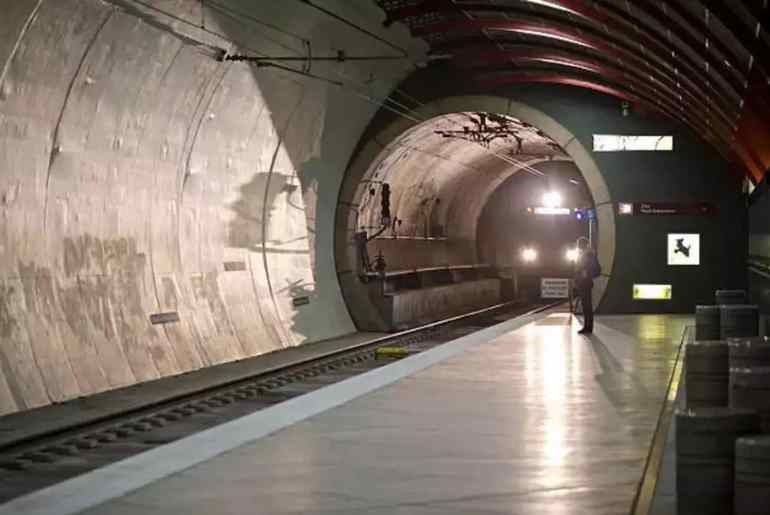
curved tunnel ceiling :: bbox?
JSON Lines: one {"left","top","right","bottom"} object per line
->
{"left": 377, "top": 0, "right": 770, "bottom": 182}
{"left": 356, "top": 111, "right": 573, "bottom": 242}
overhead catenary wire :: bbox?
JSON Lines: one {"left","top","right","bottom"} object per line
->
{"left": 294, "top": 0, "right": 409, "bottom": 58}
{"left": 120, "top": 0, "right": 553, "bottom": 179}
{"left": 205, "top": 0, "right": 309, "bottom": 50}
{"left": 290, "top": 59, "right": 551, "bottom": 178}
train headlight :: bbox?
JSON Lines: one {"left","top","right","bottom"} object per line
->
{"left": 521, "top": 247, "right": 538, "bottom": 263}
{"left": 542, "top": 191, "right": 562, "bottom": 208}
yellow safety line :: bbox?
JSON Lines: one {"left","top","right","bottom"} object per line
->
{"left": 629, "top": 324, "right": 689, "bottom": 515}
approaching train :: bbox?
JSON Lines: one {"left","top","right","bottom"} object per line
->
{"left": 478, "top": 189, "right": 595, "bottom": 301}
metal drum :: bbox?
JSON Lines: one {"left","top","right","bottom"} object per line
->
{"left": 730, "top": 367, "right": 770, "bottom": 432}
{"left": 716, "top": 289, "right": 748, "bottom": 305}
{"left": 696, "top": 305, "right": 722, "bottom": 340}
{"left": 735, "top": 435, "right": 770, "bottom": 515}
{"left": 720, "top": 305, "right": 760, "bottom": 339}
{"left": 676, "top": 408, "right": 759, "bottom": 515}
{"left": 728, "top": 338, "right": 770, "bottom": 369}
{"left": 686, "top": 341, "right": 729, "bottom": 408}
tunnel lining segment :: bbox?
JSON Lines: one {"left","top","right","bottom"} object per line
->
{"left": 337, "top": 95, "right": 616, "bottom": 329}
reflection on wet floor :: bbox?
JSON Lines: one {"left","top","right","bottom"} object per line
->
{"left": 70, "top": 313, "right": 689, "bottom": 515}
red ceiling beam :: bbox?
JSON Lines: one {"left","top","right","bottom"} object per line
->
{"left": 699, "top": 0, "right": 770, "bottom": 78}
{"left": 384, "top": 0, "right": 592, "bottom": 25}
{"left": 601, "top": 0, "right": 747, "bottom": 98}
{"left": 475, "top": 71, "right": 731, "bottom": 158}
{"left": 380, "top": 1, "right": 766, "bottom": 180}
{"left": 435, "top": 38, "right": 737, "bottom": 132}
{"left": 740, "top": 1, "right": 770, "bottom": 29}
{"left": 414, "top": 19, "right": 738, "bottom": 126}
{"left": 450, "top": 47, "right": 736, "bottom": 134}
{"left": 387, "top": 0, "right": 744, "bottom": 117}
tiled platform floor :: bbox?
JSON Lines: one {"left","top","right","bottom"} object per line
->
{"left": 8, "top": 312, "right": 690, "bottom": 515}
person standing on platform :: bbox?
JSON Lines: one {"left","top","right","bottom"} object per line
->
{"left": 574, "top": 236, "right": 600, "bottom": 334}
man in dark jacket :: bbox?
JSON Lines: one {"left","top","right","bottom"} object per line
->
{"left": 574, "top": 237, "right": 599, "bottom": 334}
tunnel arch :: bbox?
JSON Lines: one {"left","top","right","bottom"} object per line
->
{"left": 336, "top": 94, "right": 615, "bottom": 330}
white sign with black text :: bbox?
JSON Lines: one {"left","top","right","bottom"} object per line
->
{"left": 541, "top": 278, "right": 570, "bottom": 299}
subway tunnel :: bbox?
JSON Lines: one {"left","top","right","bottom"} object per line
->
{"left": 0, "top": 3, "right": 770, "bottom": 512}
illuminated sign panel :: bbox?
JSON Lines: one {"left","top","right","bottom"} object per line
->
{"left": 541, "top": 278, "right": 570, "bottom": 299}
{"left": 633, "top": 284, "right": 672, "bottom": 300}
{"left": 668, "top": 233, "right": 700, "bottom": 266}
{"left": 593, "top": 135, "right": 673, "bottom": 152}
{"left": 532, "top": 206, "right": 571, "bottom": 215}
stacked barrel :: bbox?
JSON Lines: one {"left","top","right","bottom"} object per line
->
{"left": 686, "top": 340, "right": 729, "bottom": 407}
{"left": 677, "top": 408, "right": 759, "bottom": 515}
{"left": 734, "top": 436, "right": 770, "bottom": 515}
{"left": 681, "top": 289, "right": 765, "bottom": 515}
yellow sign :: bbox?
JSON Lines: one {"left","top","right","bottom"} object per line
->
{"left": 633, "top": 284, "right": 672, "bottom": 300}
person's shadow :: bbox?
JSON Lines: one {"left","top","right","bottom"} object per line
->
{"left": 586, "top": 333, "right": 650, "bottom": 410}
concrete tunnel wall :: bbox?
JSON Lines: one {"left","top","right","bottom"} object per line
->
{"left": 0, "top": 0, "right": 423, "bottom": 415}
{"left": 352, "top": 113, "right": 567, "bottom": 269}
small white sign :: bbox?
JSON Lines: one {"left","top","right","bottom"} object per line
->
{"left": 541, "top": 278, "right": 570, "bottom": 299}
{"left": 668, "top": 233, "right": 700, "bottom": 266}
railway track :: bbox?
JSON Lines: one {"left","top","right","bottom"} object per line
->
{"left": 0, "top": 301, "right": 556, "bottom": 502}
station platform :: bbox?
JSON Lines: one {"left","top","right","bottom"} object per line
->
{"left": 2, "top": 309, "right": 689, "bottom": 515}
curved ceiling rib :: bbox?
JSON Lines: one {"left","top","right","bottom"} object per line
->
{"left": 413, "top": 18, "right": 740, "bottom": 122}
{"left": 442, "top": 37, "right": 738, "bottom": 129}
{"left": 377, "top": 0, "right": 770, "bottom": 182}
{"left": 387, "top": 0, "right": 746, "bottom": 109}
{"left": 460, "top": 50, "right": 727, "bottom": 131}
{"left": 413, "top": 18, "right": 739, "bottom": 150}
{"left": 476, "top": 69, "right": 732, "bottom": 159}
{"left": 451, "top": 47, "right": 736, "bottom": 132}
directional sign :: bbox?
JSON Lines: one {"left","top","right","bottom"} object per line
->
{"left": 619, "top": 202, "right": 717, "bottom": 215}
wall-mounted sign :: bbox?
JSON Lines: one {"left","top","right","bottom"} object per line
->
{"left": 528, "top": 206, "right": 572, "bottom": 216}
{"left": 594, "top": 135, "right": 674, "bottom": 152}
{"left": 616, "top": 202, "right": 716, "bottom": 216}
{"left": 541, "top": 278, "right": 570, "bottom": 299}
{"left": 633, "top": 284, "right": 672, "bottom": 300}
{"left": 668, "top": 233, "right": 701, "bottom": 266}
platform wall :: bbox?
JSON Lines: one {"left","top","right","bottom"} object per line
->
{"left": 346, "top": 69, "right": 746, "bottom": 315}
{"left": 510, "top": 84, "right": 747, "bottom": 314}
